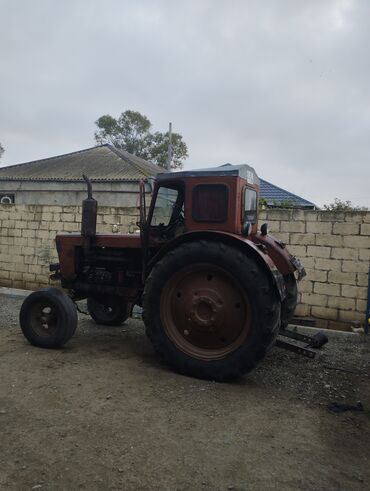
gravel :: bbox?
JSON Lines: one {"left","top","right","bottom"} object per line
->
{"left": 0, "top": 293, "right": 369, "bottom": 491}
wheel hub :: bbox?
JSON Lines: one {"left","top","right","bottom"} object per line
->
{"left": 189, "top": 290, "right": 223, "bottom": 329}
{"left": 160, "top": 263, "right": 251, "bottom": 360}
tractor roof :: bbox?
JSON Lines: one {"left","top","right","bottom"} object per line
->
{"left": 156, "top": 163, "right": 260, "bottom": 186}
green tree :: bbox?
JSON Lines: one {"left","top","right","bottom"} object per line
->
{"left": 94, "top": 110, "right": 188, "bottom": 169}
{"left": 323, "top": 198, "right": 368, "bottom": 211}
{"left": 0, "top": 142, "right": 4, "bottom": 160}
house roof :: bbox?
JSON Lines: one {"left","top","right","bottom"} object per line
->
{"left": 0, "top": 144, "right": 162, "bottom": 182}
{"left": 260, "top": 178, "right": 315, "bottom": 208}
{"left": 0, "top": 148, "right": 315, "bottom": 207}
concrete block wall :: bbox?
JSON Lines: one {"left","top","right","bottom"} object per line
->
{"left": 0, "top": 204, "right": 139, "bottom": 291}
{"left": 0, "top": 204, "right": 368, "bottom": 330}
{"left": 259, "top": 209, "right": 370, "bottom": 330}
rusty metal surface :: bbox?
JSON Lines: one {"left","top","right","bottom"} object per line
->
{"left": 252, "top": 232, "right": 295, "bottom": 275}
{"left": 160, "top": 263, "right": 251, "bottom": 360}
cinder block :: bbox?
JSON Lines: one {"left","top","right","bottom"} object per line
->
{"left": 328, "top": 271, "right": 356, "bottom": 285}
{"left": 307, "top": 246, "right": 331, "bottom": 258}
{"left": 42, "top": 212, "right": 53, "bottom": 221}
{"left": 28, "top": 265, "right": 43, "bottom": 275}
{"left": 315, "top": 258, "right": 341, "bottom": 271}
{"left": 271, "top": 232, "right": 290, "bottom": 243}
{"left": 61, "top": 213, "right": 75, "bottom": 222}
{"left": 14, "top": 262, "right": 27, "bottom": 272}
{"left": 342, "top": 260, "right": 369, "bottom": 273}
{"left": 301, "top": 211, "right": 318, "bottom": 222}
{"left": 290, "top": 233, "right": 315, "bottom": 245}
{"left": 341, "top": 285, "right": 367, "bottom": 300}
{"left": 299, "top": 279, "right": 313, "bottom": 292}
{"left": 311, "top": 306, "right": 338, "bottom": 320}
{"left": 357, "top": 273, "right": 369, "bottom": 287}
{"left": 328, "top": 296, "right": 355, "bottom": 310}
{"left": 331, "top": 247, "right": 358, "bottom": 260}
{"left": 315, "top": 234, "right": 343, "bottom": 247}
{"left": 314, "top": 282, "right": 340, "bottom": 296}
{"left": 356, "top": 299, "right": 367, "bottom": 312}
{"left": 362, "top": 213, "right": 370, "bottom": 223}
{"left": 306, "top": 222, "right": 333, "bottom": 234}
{"left": 343, "top": 236, "right": 370, "bottom": 248}
{"left": 22, "top": 229, "right": 36, "bottom": 238}
{"left": 317, "top": 211, "right": 345, "bottom": 222}
{"left": 304, "top": 268, "right": 327, "bottom": 282}
{"left": 280, "top": 221, "right": 305, "bottom": 233}
{"left": 301, "top": 292, "right": 328, "bottom": 307}
{"left": 265, "top": 209, "right": 293, "bottom": 221}
{"left": 15, "top": 220, "right": 25, "bottom": 229}
{"left": 344, "top": 212, "right": 368, "bottom": 223}
{"left": 359, "top": 223, "right": 370, "bottom": 236}
{"left": 259, "top": 211, "right": 267, "bottom": 220}
{"left": 23, "top": 273, "right": 36, "bottom": 282}
{"left": 294, "top": 303, "right": 310, "bottom": 316}
{"left": 338, "top": 310, "right": 363, "bottom": 323}
{"left": 0, "top": 278, "right": 13, "bottom": 287}
{"left": 38, "top": 230, "right": 50, "bottom": 239}
{"left": 24, "top": 255, "right": 38, "bottom": 265}
{"left": 327, "top": 320, "right": 350, "bottom": 331}
{"left": 359, "top": 249, "right": 370, "bottom": 261}
{"left": 288, "top": 245, "right": 306, "bottom": 257}
{"left": 11, "top": 280, "right": 24, "bottom": 289}
{"left": 25, "top": 281, "right": 39, "bottom": 291}
{"left": 332, "top": 222, "right": 359, "bottom": 235}
{"left": 63, "top": 222, "right": 80, "bottom": 232}
{"left": 300, "top": 257, "right": 314, "bottom": 269}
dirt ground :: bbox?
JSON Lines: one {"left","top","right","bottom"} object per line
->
{"left": 0, "top": 292, "right": 369, "bottom": 491}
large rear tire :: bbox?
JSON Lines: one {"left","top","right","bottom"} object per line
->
{"left": 143, "top": 241, "right": 281, "bottom": 381}
{"left": 87, "top": 296, "right": 130, "bottom": 326}
{"left": 19, "top": 288, "right": 77, "bottom": 349}
{"left": 281, "top": 273, "right": 298, "bottom": 328}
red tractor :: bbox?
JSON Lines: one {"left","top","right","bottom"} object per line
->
{"left": 19, "top": 164, "right": 323, "bottom": 381}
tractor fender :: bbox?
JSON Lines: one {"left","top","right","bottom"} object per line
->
{"left": 147, "top": 231, "right": 286, "bottom": 301}
{"left": 251, "top": 232, "right": 296, "bottom": 276}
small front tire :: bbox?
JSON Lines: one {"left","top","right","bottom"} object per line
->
{"left": 87, "top": 296, "right": 130, "bottom": 326}
{"left": 19, "top": 288, "right": 77, "bottom": 349}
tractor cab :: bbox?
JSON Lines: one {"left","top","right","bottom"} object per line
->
{"left": 144, "top": 164, "right": 260, "bottom": 244}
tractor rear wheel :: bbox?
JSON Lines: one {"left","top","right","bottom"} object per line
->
{"left": 19, "top": 288, "right": 77, "bottom": 348}
{"left": 87, "top": 296, "right": 130, "bottom": 326}
{"left": 281, "top": 273, "right": 298, "bottom": 328}
{"left": 143, "top": 241, "right": 281, "bottom": 381}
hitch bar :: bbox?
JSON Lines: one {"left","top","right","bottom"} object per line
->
{"left": 276, "top": 327, "right": 328, "bottom": 358}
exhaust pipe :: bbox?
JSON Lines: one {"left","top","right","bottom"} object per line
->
{"left": 81, "top": 174, "right": 97, "bottom": 252}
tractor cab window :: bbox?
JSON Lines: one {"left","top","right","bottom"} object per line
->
{"left": 243, "top": 187, "right": 257, "bottom": 224}
{"left": 151, "top": 185, "right": 184, "bottom": 235}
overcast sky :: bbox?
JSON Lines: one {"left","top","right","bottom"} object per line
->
{"left": 1, "top": 0, "right": 369, "bottom": 207}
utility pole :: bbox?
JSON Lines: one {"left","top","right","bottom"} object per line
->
{"left": 167, "top": 122, "right": 172, "bottom": 171}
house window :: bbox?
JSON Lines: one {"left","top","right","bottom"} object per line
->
{"left": 0, "top": 194, "right": 15, "bottom": 204}
{"left": 192, "top": 184, "right": 228, "bottom": 222}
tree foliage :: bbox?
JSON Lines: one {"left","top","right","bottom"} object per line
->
{"left": 94, "top": 110, "right": 188, "bottom": 169}
{"left": 323, "top": 198, "right": 368, "bottom": 212}
{"left": 0, "top": 142, "right": 4, "bottom": 160}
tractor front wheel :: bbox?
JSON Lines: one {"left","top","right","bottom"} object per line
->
{"left": 19, "top": 288, "right": 77, "bottom": 348}
{"left": 143, "top": 241, "right": 281, "bottom": 381}
{"left": 87, "top": 296, "right": 130, "bottom": 326}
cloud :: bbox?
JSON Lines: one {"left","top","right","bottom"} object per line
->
{"left": 0, "top": 0, "right": 369, "bottom": 206}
